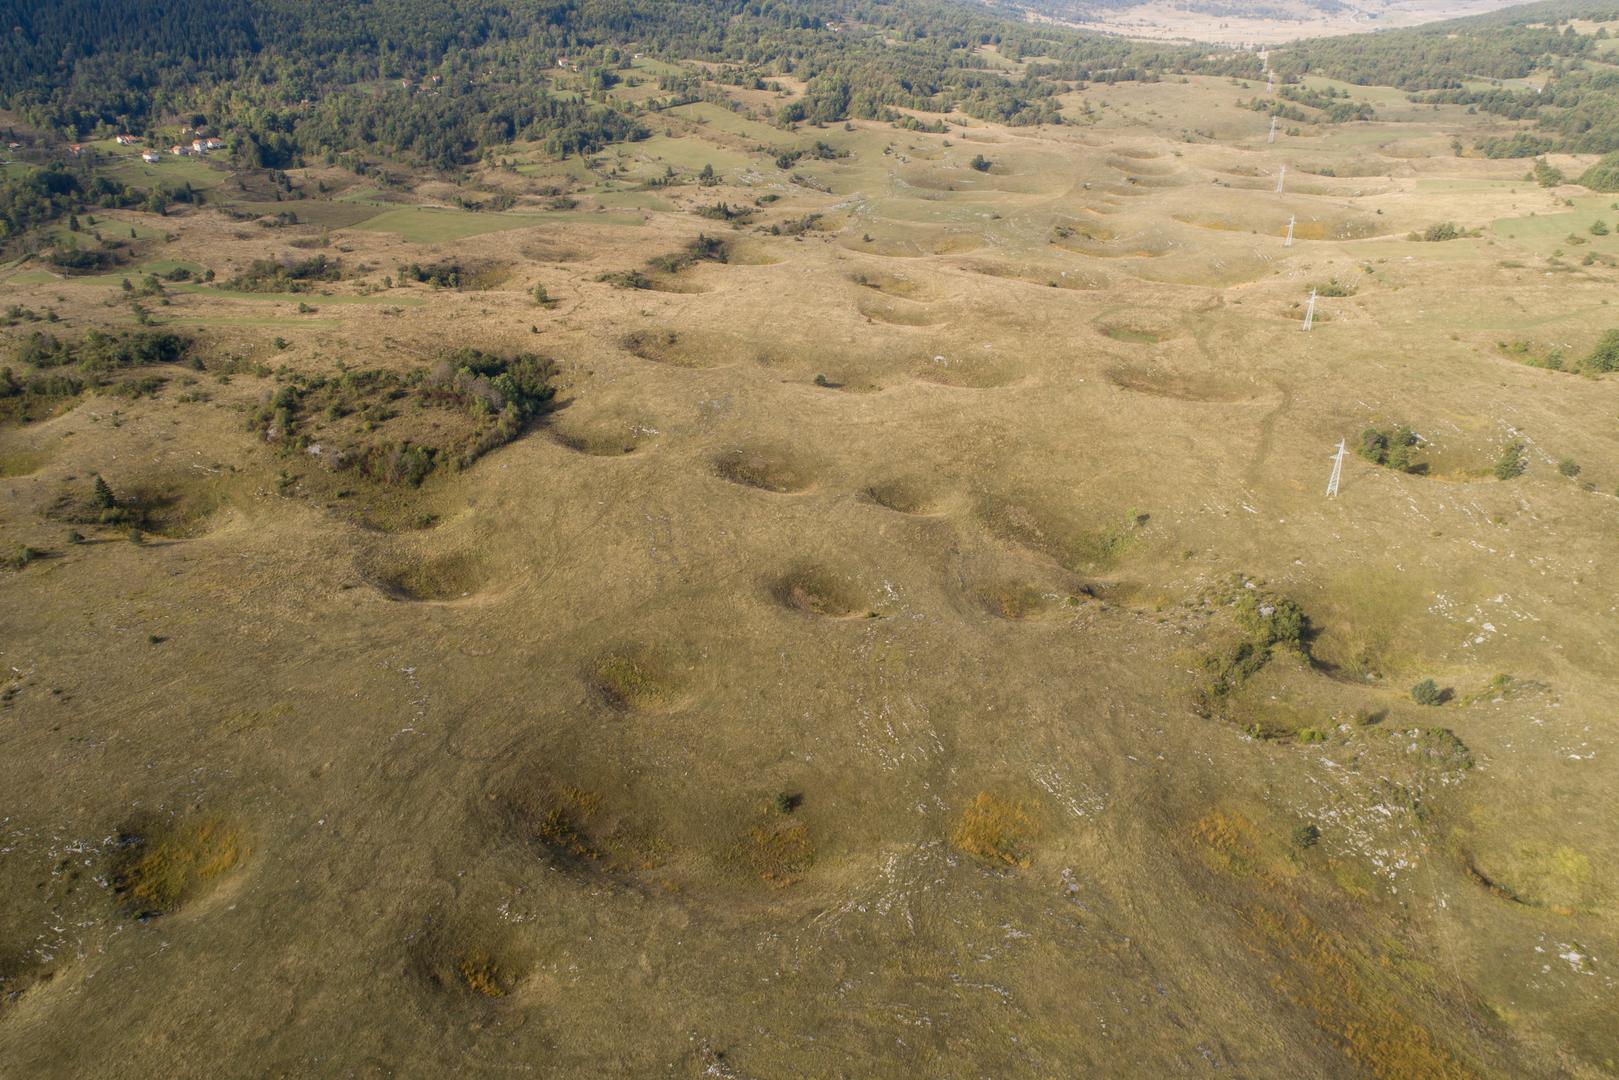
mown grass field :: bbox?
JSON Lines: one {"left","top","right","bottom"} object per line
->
{"left": 351, "top": 205, "right": 643, "bottom": 240}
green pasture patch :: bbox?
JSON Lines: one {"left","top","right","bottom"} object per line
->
{"left": 2, "top": 270, "right": 58, "bottom": 285}
{"left": 1414, "top": 179, "right": 1524, "bottom": 193}
{"left": 669, "top": 101, "right": 779, "bottom": 140}
{"left": 333, "top": 187, "right": 395, "bottom": 204}
{"left": 349, "top": 207, "right": 551, "bottom": 240}
{"left": 229, "top": 200, "right": 384, "bottom": 228}
{"left": 167, "top": 315, "right": 341, "bottom": 328}
{"left": 101, "top": 154, "right": 225, "bottom": 190}
{"left": 1493, "top": 197, "right": 1619, "bottom": 249}
{"left": 174, "top": 286, "right": 427, "bottom": 306}
{"left": 591, "top": 190, "right": 677, "bottom": 211}
{"left": 622, "top": 134, "right": 754, "bottom": 175}
{"left": 630, "top": 56, "right": 687, "bottom": 78}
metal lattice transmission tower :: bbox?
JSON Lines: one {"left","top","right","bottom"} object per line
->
{"left": 1284, "top": 215, "right": 1295, "bottom": 247}
{"left": 1326, "top": 439, "right": 1346, "bottom": 497}
{"left": 1275, "top": 164, "right": 1286, "bottom": 193}
{"left": 1302, "top": 287, "right": 1317, "bottom": 331}
{"left": 1268, "top": 115, "right": 1277, "bottom": 144}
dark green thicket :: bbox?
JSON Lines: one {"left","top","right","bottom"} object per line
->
{"left": 1582, "top": 150, "right": 1619, "bottom": 191}
{"left": 1358, "top": 426, "right": 1422, "bottom": 473}
{"left": 2, "top": 329, "right": 195, "bottom": 423}
{"left": 1585, "top": 329, "right": 1619, "bottom": 372}
{"left": 226, "top": 255, "right": 343, "bottom": 293}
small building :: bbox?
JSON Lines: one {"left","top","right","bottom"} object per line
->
{"left": 203, "top": 137, "right": 225, "bottom": 150}
{"left": 68, "top": 144, "right": 84, "bottom": 157}
{"left": 115, "top": 134, "right": 137, "bottom": 145}
{"left": 170, "top": 144, "right": 191, "bottom": 156}
{"left": 142, "top": 151, "right": 161, "bottom": 163}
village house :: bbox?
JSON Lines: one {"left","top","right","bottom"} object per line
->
{"left": 170, "top": 144, "right": 192, "bottom": 156}
{"left": 142, "top": 151, "right": 161, "bottom": 163}
{"left": 115, "top": 134, "right": 138, "bottom": 145}
{"left": 68, "top": 144, "right": 84, "bottom": 157}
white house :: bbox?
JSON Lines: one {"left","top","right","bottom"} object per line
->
{"left": 142, "top": 151, "right": 161, "bottom": 163}
{"left": 115, "top": 134, "right": 138, "bottom": 145}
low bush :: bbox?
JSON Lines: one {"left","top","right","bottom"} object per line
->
{"left": 1584, "top": 329, "right": 1619, "bottom": 373}
{"left": 1494, "top": 440, "right": 1527, "bottom": 480}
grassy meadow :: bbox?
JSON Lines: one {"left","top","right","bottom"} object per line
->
{"left": 1, "top": 58, "right": 1616, "bottom": 1080}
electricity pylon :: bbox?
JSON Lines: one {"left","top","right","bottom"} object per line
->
{"left": 1302, "top": 287, "right": 1316, "bottom": 331}
{"left": 1284, "top": 215, "right": 1295, "bottom": 247}
{"left": 1275, "top": 164, "right": 1286, "bottom": 193}
{"left": 1268, "top": 115, "right": 1277, "bottom": 144}
{"left": 1326, "top": 439, "right": 1346, "bottom": 497}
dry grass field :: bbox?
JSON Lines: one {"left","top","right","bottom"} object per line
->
{"left": 1037, "top": 0, "right": 1531, "bottom": 45}
{"left": 2, "top": 67, "right": 1617, "bottom": 1078}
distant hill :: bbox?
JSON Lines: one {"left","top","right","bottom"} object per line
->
{"left": 0, "top": 0, "right": 1259, "bottom": 171}
{"left": 981, "top": 0, "right": 1542, "bottom": 44}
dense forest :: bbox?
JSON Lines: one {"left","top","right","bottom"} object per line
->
{"left": 1273, "top": 19, "right": 1594, "bottom": 90}
{"left": 0, "top": 0, "right": 1258, "bottom": 170}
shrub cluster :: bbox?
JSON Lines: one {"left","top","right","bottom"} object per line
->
{"left": 2, "top": 329, "right": 194, "bottom": 423}
{"left": 226, "top": 255, "right": 342, "bottom": 293}
{"left": 247, "top": 348, "right": 556, "bottom": 486}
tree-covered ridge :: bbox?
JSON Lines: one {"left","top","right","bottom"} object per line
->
{"left": 1273, "top": 14, "right": 1594, "bottom": 90}
{"left": 1, "top": 0, "right": 1258, "bottom": 169}
{"left": 1414, "top": 67, "right": 1619, "bottom": 157}
{"left": 1271, "top": 1, "right": 1619, "bottom": 156}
